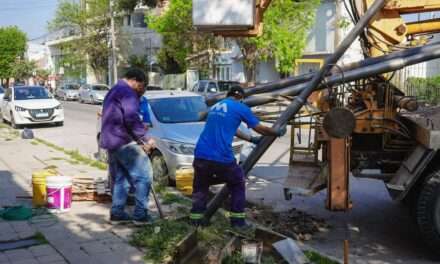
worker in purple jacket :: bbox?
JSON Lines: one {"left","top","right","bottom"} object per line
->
{"left": 100, "top": 68, "right": 155, "bottom": 224}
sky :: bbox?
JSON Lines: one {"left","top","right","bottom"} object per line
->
{"left": 0, "top": 0, "right": 59, "bottom": 40}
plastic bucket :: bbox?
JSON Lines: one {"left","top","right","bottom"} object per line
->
{"left": 46, "top": 176, "right": 72, "bottom": 213}
{"left": 175, "top": 169, "right": 194, "bottom": 196}
{"left": 32, "top": 169, "right": 58, "bottom": 207}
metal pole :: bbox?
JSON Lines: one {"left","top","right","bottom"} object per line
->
{"left": 202, "top": 0, "right": 387, "bottom": 221}
{"left": 110, "top": 0, "right": 118, "bottom": 84}
{"left": 205, "top": 41, "right": 440, "bottom": 106}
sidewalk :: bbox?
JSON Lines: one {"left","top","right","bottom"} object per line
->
{"left": 0, "top": 130, "right": 147, "bottom": 264}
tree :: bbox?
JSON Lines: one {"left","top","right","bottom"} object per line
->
{"left": 49, "top": 0, "right": 112, "bottom": 82}
{"left": 239, "top": 0, "right": 320, "bottom": 83}
{"left": 147, "top": 0, "right": 216, "bottom": 74}
{"left": 147, "top": 0, "right": 320, "bottom": 82}
{"left": 12, "top": 59, "right": 36, "bottom": 81}
{"left": 0, "top": 26, "right": 27, "bottom": 86}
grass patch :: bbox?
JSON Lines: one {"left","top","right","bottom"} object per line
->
{"left": 33, "top": 232, "right": 48, "bottom": 244}
{"left": 30, "top": 140, "right": 39, "bottom": 145}
{"left": 35, "top": 138, "right": 107, "bottom": 170}
{"left": 305, "top": 250, "right": 340, "bottom": 264}
{"left": 161, "top": 192, "right": 191, "bottom": 206}
{"left": 131, "top": 220, "right": 192, "bottom": 263}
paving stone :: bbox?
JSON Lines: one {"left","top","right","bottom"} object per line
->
{"left": 10, "top": 259, "right": 38, "bottom": 264}
{"left": 58, "top": 249, "right": 91, "bottom": 264}
{"left": 80, "top": 241, "right": 111, "bottom": 254}
{"left": 17, "top": 230, "right": 36, "bottom": 240}
{"left": 10, "top": 222, "right": 33, "bottom": 234}
{"left": 28, "top": 245, "right": 58, "bottom": 258}
{"left": 0, "top": 232, "right": 19, "bottom": 242}
{"left": 108, "top": 242, "right": 140, "bottom": 253}
{"left": 89, "top": 252, "right": 125, "bottom": 264}
{"left": 0, "top": 253, "right": 9, "bottom": 264}
{"left": 4, "top": 249, "right": 33, "bottom": 262}
{"left": 36, "top": 254, "right": 64, "bottom": 263}
{"left": 0, "top": 223, "right": 12, "bottom": 232}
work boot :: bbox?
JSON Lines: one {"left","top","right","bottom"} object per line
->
{"left": 231, "top": 222, "right": 255, "bottom": 237}
{"left": 132, "top": 214, "right": 154, "bottom": 226}
{"left": 110, "top": 212, "right": 132, "bottom": 225}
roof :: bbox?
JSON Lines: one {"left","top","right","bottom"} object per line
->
{"left": 143, "top": 90, "right": 201, "bottom": 100}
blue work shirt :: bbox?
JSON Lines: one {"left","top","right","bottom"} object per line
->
{"left": 100, "top": 80, "right": 147, "bottom": 150}
{"left": 139, "top": 96, "right": 151, "bottom": 124}
{"left": 195, "top": 98, "right": 260, "bottom": 163}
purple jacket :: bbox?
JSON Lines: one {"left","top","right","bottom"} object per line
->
{"left": 99, "top": 80, "right": 147, "bottom": 150}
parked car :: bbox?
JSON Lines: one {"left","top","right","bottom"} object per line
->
{"left": 79, "top": 84, "right": 110, "bottom": 104}
{"left": 192, "top": 80, "right": 240, "bottom": 96}
{"left": 1, "top": 86, "right": 64, "bottom": 128}
{"left": 96, "top": 91, "right": 249, "bottom": 186}
{"left": 0, "top": 86, "right": 4, "bottom": 102}
{"left": 55, "top": 84, "right": 80, "bottom": 101}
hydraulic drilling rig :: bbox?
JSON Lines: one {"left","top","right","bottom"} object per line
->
{"left": 192, "top": 0, "right": 440, "bottom": 253}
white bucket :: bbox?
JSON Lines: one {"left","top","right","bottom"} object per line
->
{"left": 46, "top": 176, "right": 72, "bottom": 213}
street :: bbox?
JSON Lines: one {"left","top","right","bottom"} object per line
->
{"left": 32, "top": 101, "right": 101, "bottom": 158}
{"left": 14, "top": 101, "right": 438, "bottom": 263}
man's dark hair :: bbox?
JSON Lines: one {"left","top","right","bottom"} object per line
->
{"left": 124, "top": 68, "right": 146, "bottom": 83}
{"left": 227, "top": 85, "right": 245, "bottom": 98}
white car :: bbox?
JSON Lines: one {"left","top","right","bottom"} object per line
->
{"left": 1, "top": 86, "right": 64, "bottom": 128}
{"left": 79, "top": 84, "right": 109, "bottom": 104}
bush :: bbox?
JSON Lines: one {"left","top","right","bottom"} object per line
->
{"left": 406, "top": 77, "right": 440, "bottom": 105}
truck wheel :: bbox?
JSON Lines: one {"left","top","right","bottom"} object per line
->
{"left": 150, "top": 150, "right": 171, "bottom": 187}
{"left": 416, "top": 169, "right": 440, "bottom": 253}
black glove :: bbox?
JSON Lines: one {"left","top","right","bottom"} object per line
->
{"left": 250, "top": 136, "right": 262, "bottom": 145}
{"left": 276, "top": 126, "right": 287, "bottom": 137}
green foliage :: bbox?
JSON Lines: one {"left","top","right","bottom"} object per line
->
{"left": 253, "top": 0, "right": 320, "bottom": 75}
{"left": 12, "top": 59, "right": 36, "bottom": 81}
{"left": 49, "top": 0, "right": 111, "bottom": 81}
{"left": 131, "top": 220, "right": 192, "bottom": 262}
{"left": 304, "top": 250, "right": 340, "bottom": 264}
{"left": 147, "top": 0, "right": 216, "bottom": 73}
{"left": 406, "top": 77, "right": 440, "bottom": 105}
{"left": 0, "top": 26, "right": 27, "bottom": 81}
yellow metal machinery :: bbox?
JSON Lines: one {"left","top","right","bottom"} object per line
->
{"left": 195, "top": 0, "right": 440, "bottom": 252}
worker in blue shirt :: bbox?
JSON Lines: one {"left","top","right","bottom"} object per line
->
{"left": 190, "top": 86, "right": 286, "bottom": 229}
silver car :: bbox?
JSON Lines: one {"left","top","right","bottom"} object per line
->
{"left": 55, "top": 84, "right": 80, "bottom": 101}
{"left": 96, "top": 91, "right": 248, "bottom": 186}
{"left": 79, "top": 84, "right": 109, "bottom": 104}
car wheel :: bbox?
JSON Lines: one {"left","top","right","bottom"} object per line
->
{"left": 415, "top": 169, "right": 440, "bottom": 254}
{"left": 150, "top": 150, "right": 171, "bottom": 187}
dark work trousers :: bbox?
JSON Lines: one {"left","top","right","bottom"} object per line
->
{"left": 190, "top": 158, "right": 246, "bottom": 226}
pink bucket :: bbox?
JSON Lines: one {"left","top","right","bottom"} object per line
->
{"left": 46, "top": 176, "right": 72, "bottom": 213}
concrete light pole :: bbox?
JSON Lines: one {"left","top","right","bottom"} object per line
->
{"left": 110, "top": 0, "right": 118, "bottom": 84}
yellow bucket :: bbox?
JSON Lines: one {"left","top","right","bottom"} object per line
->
{"left": 175, "top": 169, "right": 194, "bottom": 196}
{"left": 32, "top": 169, "right": 58, "bottom": 206}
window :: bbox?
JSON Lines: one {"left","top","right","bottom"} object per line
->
{"left": 132, "top": 13, "right": 147, "bottom": 28}
{"left": 197, "top": 81, "right": 207, "bottom": 93}
{"left": 149, "top": 97, "right": 207, "bottom": 123}
{"left": 207, "top": 82, "right": 218, "bottom": 93}
{"left": 215, "top": 65, "right": 232, "bottom": 81}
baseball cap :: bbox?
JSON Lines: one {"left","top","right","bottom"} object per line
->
{"left": 227, "top": 85, "right": 245, "bottom": 97}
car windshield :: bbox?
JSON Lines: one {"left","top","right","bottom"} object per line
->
{"left": 14, "top": 87, "right": 51, "bottom": 100}
{"left": 149, "top": 96, "right": 207, "bottom": 123}
{"left": 218, "top": 82, "right": 239, "bottom": 92}
{"left": 66, "top": 84, "right": 79, "bottom": 90}
{"left": 92, "top": 85, "right": 108, "bottom": 91}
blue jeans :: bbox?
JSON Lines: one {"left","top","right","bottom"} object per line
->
{"left": 108, "top": 143, "right": 152, "bottom": 219}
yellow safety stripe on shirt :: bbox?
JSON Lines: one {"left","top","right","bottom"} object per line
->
{"left": 190, "top": 213, "right": 203, "bottom": 220}
{"left": 229, "top": 212, "right": 246, "bottom": 218}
